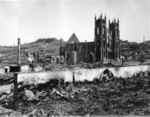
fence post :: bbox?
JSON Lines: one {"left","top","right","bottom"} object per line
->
{"left": 13, "top": 73, "right": 18, "bottom": 110}
{"left": 73, "top": 72, "right": 75, "bottom": 85}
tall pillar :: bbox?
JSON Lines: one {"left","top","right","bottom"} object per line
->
{"left": 85, "top": 40, "right": 88, "bottom": 54}
{"left": 18, "top": 38, "right": 21, "bottom": 65}
{"left": 71, "top": 51, "right": 77, "bottom": 64}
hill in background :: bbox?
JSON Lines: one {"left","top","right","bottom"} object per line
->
{"left": 0, "top": 38, "right": 65, "bottom": 66}
{"left": 120, "top": 40, "right": 150, "bottom": 59}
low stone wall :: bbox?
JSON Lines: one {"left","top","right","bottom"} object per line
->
{"left": 18, "top": 70, "right": 73, "bottom": 85}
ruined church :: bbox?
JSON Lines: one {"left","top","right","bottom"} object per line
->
{"left": 60, "top": 14, "right": 120, "bottom": 64}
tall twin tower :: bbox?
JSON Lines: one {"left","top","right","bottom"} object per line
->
{"left": 94, "top": 14, "right": 120, "bottom": 62}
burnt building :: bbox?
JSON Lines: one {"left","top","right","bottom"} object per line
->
{"left": 60, "top": 14, "right": 120, "bottom": 64}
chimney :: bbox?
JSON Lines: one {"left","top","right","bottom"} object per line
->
{"left": 85, "top": 40, "right": 88, "bottom": 53}
{"left": 60, "top": 37, "right": 63, "bottom": 47}
{"left": 18, "top": 38, "right": 21, "bottom": 65}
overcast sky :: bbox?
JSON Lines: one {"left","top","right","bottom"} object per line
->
{"left": 0, "top": 0, "right": 150, "bottom": 46}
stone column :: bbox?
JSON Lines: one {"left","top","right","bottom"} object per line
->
{"left": 18, "top": 38, "right": 21, "bottom": 65}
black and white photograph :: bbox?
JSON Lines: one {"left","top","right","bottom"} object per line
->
{"left": 0, "top": 0, "right": 150, "bottom": 116}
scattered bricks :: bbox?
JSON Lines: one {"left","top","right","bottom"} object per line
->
{"left": 148, "top": 71, "right": 150, "bottom": 76}
{"left": 144, "top": 71, "right": 148, "bottom": 77}
{"left": 93, "top": 78, "right": 101, "bottom": 84}
{"left": 23, "top": 88, "right": 35, "bottom": 101}
{"left": 9, "top": 111, "right": 22, "bottom": 117}
{"left": 56, "top": 56, "right": 60, "bottom": 64}
{"left": 139, "top": 72, "right": 144, "bottom": 77}
{"left": 28, "top": 109, "right": 43, "bottom": 117}
{"left": 59, "top": 78, "right": 65, "bottom": 86}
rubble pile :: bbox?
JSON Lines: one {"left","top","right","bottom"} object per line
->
{"left": 0, "top": 70, "right": 150, "bottom": 116}
{"left": 44, "top": 60, "right": 142, "bottom": 71}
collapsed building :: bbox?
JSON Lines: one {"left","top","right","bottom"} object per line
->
{"left": 60, "top": 14, "right": 121, "bottom": 64}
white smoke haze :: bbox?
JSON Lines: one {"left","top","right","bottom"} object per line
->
{"left": 18, "top": 65, "right": 150, "bottom": 85}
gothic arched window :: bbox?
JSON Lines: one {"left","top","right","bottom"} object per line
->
{"left": 102, "top": 26, "right": 105, "bottom": 35}
{"left": 116, "top": 30, "right": 118, "bottom": 37}
{"left": 97, "top": 27, "right": 99, "bottom": 35}
{"left": 117, "top": 41, "right": 119, "bottom": 48}
{"left": 97, "top": 41, "right": 100, "bottom": 47}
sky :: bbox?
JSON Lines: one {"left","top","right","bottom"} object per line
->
{"left": 0, "top": 0, "right": 150, "bottom": 46}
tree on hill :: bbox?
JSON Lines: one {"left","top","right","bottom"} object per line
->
{"left": 36, "top": 38, "right": 57, "bottom": 43}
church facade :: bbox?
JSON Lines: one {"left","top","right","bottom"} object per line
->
{"left": 60, "top": 14, "right": 121, "bottom": 64}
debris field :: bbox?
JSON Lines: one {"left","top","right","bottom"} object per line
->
{"left": 0, "top": 70, "right": 150, "bottom": 116}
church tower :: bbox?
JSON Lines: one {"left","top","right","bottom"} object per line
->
{"left": 109, "top": 18, "right": 120, "bottom": 60}
{"left": 94, "top": 14, "right": 107, "bottom": 62}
